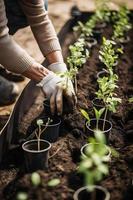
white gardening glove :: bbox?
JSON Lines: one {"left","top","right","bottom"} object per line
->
{"left": 48, "top": 62, "right": 77, "bottom": 112}
{"left": 37, "top": 71, "right": 76, "bottom": 115}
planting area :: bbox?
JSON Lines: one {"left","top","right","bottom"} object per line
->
{"left": 0, "top": 7, "right": 133, "bottom": 200}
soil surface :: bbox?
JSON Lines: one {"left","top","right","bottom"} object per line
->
{"left": 0, "top": 3, "right": 133, "bottom": 200}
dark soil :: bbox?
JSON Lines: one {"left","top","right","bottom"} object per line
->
{"left": 0, "top": 12, "right": 133, "bottom": 200}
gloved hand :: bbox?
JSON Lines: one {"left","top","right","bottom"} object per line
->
{"left": 37, "top": 70, "right": 76, "bottom": 115}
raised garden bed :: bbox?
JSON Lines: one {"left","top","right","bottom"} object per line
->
{"left": 0, "top": 9, "right": 133, "bottom": 200}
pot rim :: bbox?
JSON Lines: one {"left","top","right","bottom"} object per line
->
{"left": 86, "top": 118, "right": 112, "bottom": 133}
{"left": 73, "top": 185, "right": 110, "bottom": 200}
{"left": 39, "top": 117, "right": 61, "bottom": 127}
{"left": 81, "top": 143, "right": 111, "bottom": 158}
{"left": 22, "top": 139, "right": 51, "bottom": 153}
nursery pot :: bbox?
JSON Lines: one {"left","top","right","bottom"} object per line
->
{"left": 81, "top": 143, "right": 111, "bottom": 161}
{"left": 43, "top": 99, "right": 51, "bottom": 116}
{"left": 85, "top": 37, "right": 97, "bottom": 49}
{"left": 119, "top": 35, "right": 130, "bottom": 44}
{"left": 95, "top": 22, "right": 107, "bottom": 29}
{"left": 40, "top": 117, "right": 61, "bottom": 143}
{"left": 22, "top": 139, "right": 51, "bottom": 172}
{"left": 86, "top": 119, "right": 112, "bottom": 140}
{"left": 73, "top": 185, "right": 110, "bottom": 200}
{"left": 96, "top": 70, "right": 109, "bottom": 79}
{"left": 93, "top": 28, "right": 103, "bottom": 41}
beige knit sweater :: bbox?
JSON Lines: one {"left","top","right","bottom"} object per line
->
{"left": 0, "top": 0, "right": 61, "bottom": 74}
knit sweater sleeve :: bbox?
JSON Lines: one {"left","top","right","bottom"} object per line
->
{"left": 20, "top": 0, "right": 61, "bottom": 56}
{"left": 0, "top": 0, "right": 36, "bottom": 74}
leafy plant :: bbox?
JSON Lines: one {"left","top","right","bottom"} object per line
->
{"left": 79, "top": 129, "right": 110, "bottom": 189}
{"left": 74, "top": 15, "right": 97, "bottom": 38}
{"left": 35, "top": 118, "right": 52, "bottom": 151}
{"left": 63, "top": 38, "right": 89, "bottom": 93}
{"left": 96, "top": 75, "right": 121, "bottom": 129}
{"left": 95, "top": 0, "right": 111, "bottom": 23}
{"left": 112, "top": 5, "right": 132, "bottom": 42}
{"left": 99, "top": 37, "right": 123, "bottom": 74}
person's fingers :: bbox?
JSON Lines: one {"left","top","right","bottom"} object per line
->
{"left": 50, "top": 90, "right": 57, "bottom": 115}
{"left": 56, "top": 87, "right": 63, "bottom": 115}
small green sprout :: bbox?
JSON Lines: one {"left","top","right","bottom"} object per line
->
{"left": 47, "top": 178, "right": 60, "bottom": 187}
{"left": 16, "top": 192, "right": 28, "bottom": 200}
{"left": 31, "top": 172, "right": 41, "bottom": 186}
{"left": 128, "top": 97, "right": 133, "bottom": 103}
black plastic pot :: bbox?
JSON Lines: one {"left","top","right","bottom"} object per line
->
{"left": 43, "top": 99, "right": 51, "bottom": 116}
{"left": 96, "top": 70, "right": 109, "bottom": 79}
{"left": 85, "top": 37, "right": 97, "bottom": 49}
{"left": 22, "top": 139, "right": 51, "bottom": 172}
{"left": 73, "top": 185, "right": 110, "bottom": 200}
{"left": 43, "top": 97, "right": 75, "bottom": 116}
{"left": 93, "top": 27, "right": 103, "bottom": 41}
{"left": 39, "top": 117, "right": 61, "bottom": 143}
{"left": 95, "top": 22, "right": 107, "bottom": 29}
{"left": 81, "top": 143, "right": 111, "bottom": 161}
{"left": 119, "top": 35, "right": 130, "bottom": 44}
{"left": 86, "top": 118, "right": 112, "bottom": 140}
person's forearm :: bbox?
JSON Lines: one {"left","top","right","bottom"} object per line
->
{"left": 46, "top": 50, "right": 64, "bottom": 65}
{"left": 23, "top": 62, "right": 50, "bottom": 82}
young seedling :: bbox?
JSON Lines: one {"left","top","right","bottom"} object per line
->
{"left": 112, "top": 5, "right": 132, "bottom": 42}
{"left": 95, "top": 0, "right": 111, "bottom": 23}
{"left": 99, "top": 37, "right": 123, "bottom": 74}
{"left": 79, "top": 129, "right": 109, "bottom": 192}
{"left": 35, "top": 118, "right": 52, "bottom": 151}
{"left": 80, "top": 107, "right": 105, "bottom": 131}
{"left": 66, "top": 38, "right": 89, "bottom": 93}
{"left": 74, "top": 15, "right": 97, "bottom": 38}
{"left": 96, "top": 75, "right": 121, "bottom": 130}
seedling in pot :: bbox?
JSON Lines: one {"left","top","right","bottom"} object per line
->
{"left": 96, "top": 75, "right": 121, "bottom": 130}
{"left": 73, "top": 15, "right": 97, "bottom": 38}
{"left": 74, "top": 129, "right": 111, "bottom": 200}
{"left": 112, "top": 5, "right": 132, "bottom": 43}
{"left": 99, "top": 37, "right": 123, "bottom": 74}
{"left": 35, "top": 118, "right": 52, "bottom": 151}
{"left": 94, "top": 0, "right": 111, "bottom": 25}
{"left": 80, "top": 107, "right": 112, "bottom": 135}
{"left": 63, "top": 38, "right": 89, "bottom": 94}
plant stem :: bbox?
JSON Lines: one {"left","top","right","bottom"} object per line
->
{"left": 96, "top": 119, "right": 99, "bottom": 130}
{"left": 91, "top": 189, "right": 96, "bottom": 200}
{"left": 74, "top": 76, "right": 78, "bottom": 95}
{"left": 103, "top": 107, "right": 108, "bottom": 131}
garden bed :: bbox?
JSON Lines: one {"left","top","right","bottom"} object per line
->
{"left": 0, "top": 11, "right": 133, "bottom": 200}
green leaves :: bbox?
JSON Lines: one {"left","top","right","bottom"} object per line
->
{"left": 93, "top": 107, "right": 105, "bottom": 121}
{"left": 47, "top": 178, "right": 60, "bottom": 187}
{"left": 79, "top": 129, "right": 110, "bottom": 187}
{"left": 31, "top": 172, "right": 41, "bottom": 186}
{"left": 80, "top": 109, "right": 90, "bottom": 124}
{"left": 16, "top": 192, "right": 28, "bottom": 200}
{"left": 112, "top": 5, "right": 132, "bottom": 41}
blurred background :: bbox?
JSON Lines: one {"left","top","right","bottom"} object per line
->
{"left": 0, "top": 0, "right": 133, "bottom": 116}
